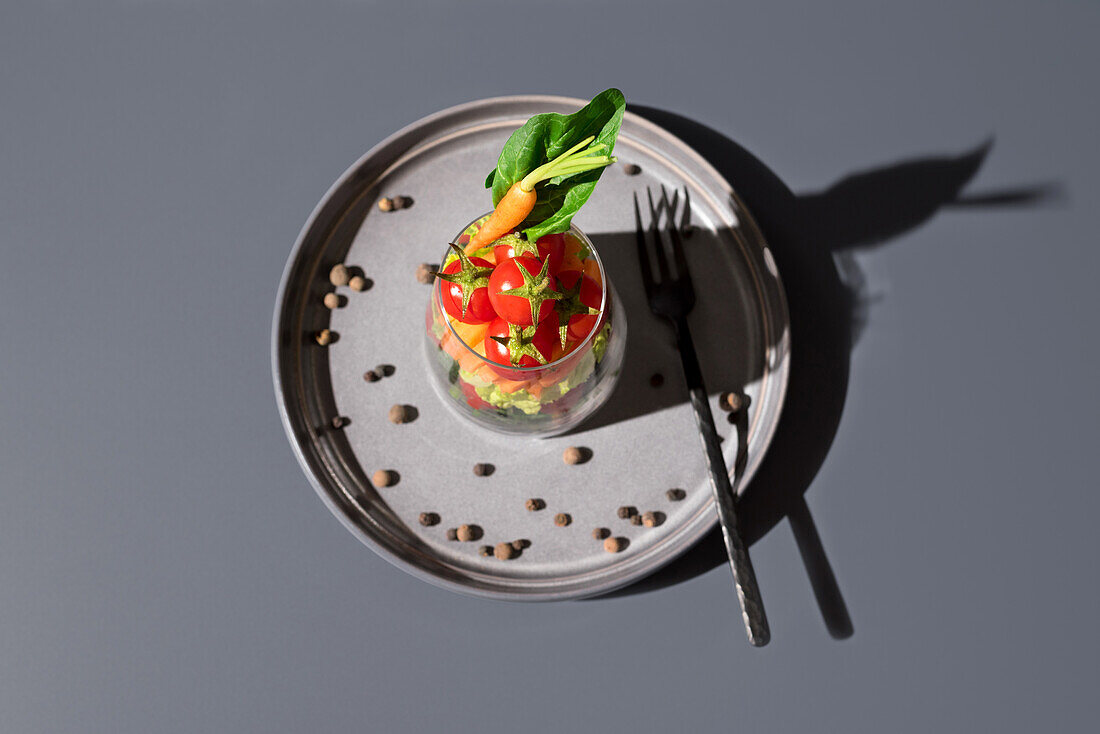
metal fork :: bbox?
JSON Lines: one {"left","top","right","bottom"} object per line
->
{"left": 635, "top": 186, "right": 771, "bottom": 646}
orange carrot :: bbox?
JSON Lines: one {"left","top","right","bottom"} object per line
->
{"left": 467, "top": 182, "right": 537, "bottom": 251}
{"left": 465, "top": 135, "right": 615, "bottom": 255}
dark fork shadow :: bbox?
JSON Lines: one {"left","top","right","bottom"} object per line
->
{"left": 587, "top": 106, "right": 1060, "bottom": 638}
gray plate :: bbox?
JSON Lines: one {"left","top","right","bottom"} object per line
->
{"left": 272, "top": 96, "right": 790, "bottom": 601}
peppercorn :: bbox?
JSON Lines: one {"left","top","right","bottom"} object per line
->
{"left": 525, "top": 498, "right": 545, "bottom": 512}
{"left": 478, "top": 545, "right": 493, "bottom": 557}
{"left": 472, "top": 463, "right": 493, "bottom": 477}
{"left": 642, "top": 511, "right": 663, "bottom": 528}
{"left": 418, "top": 512, "right": 440, "bottom": 527}
{"left": 494, "top": 542, "right": 517, "bottom": 560}
{"left": 631, "top": 514, "right": 643, "bottom": 526}
{"left": 377, "top": 364, "right": 395, "bottom": 377}
{"left": 604, "top": 537, "right": 627, "bottom": 553}
{"left": 563, "top": 446, "right": 589, "bottom": 465}
{"left": 593, "top": 527, "right": 610, "bottom": 540}
{"left": 416, "top": 263, "right": 436, "bottom": 284}
{"left": 445, "top": 528, "right": 458, "bottom": 541}
{"left": 330, "top": 416, "right": 347, "bottom": 429}
{"left": 372, "top": 469, "right": 397, "bottom": 488}
{"left": 329, "top": 264, "right": 350, "bottom": 287}
{"left": 456, "top": 524, "right": 481, "bottom": 542}
{"left": 622, "top": 163, "right": 642, "bottom": 176}
{"left": 666, "top": 488, "right": 686, "bottom": 502}
{"left": 348, "top": 275, "right": 368, "bottom": 292}
{"left": 389, "top": 404, "right": 416, "bottom": 424}
{"left": 511, "top": 539, "right": 530, "bottom": 550}
{"left": 377, "top": 197, "right": 394, "bottom": 212}
{"left": 314, "top": 329, "right": 334, "bottom": 346}
{"left": 720, "top": 392, "right": 743, "bottom": 413}
{"left": 554, "top": 513, "right": 571, "bottom": 527}
{"left": 617, "top": 506, "right": 637, "bottom": 519}
{"left": 323, "top": 292, "right": 340, "bottom": 309}
{"left": 363, "top": 370, "right": 380, "bottom": 382}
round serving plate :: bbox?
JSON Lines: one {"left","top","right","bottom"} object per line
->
{"left": 272, "top": 95, "right": 789, "bottom": 601}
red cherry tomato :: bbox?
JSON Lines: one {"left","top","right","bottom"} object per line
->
{"left": 554, "top": 269, "right": 603, "bottom": 340}
{"left": 493, "top": 233, "right": 566, "bottom": 275}
{"left": 487, "top": 256, "right": 558, "bottom": 326}
{"left": 440, "top": 255, "right": 496, "bottom": 324}
{"left": 483, "top": 317, "right": 557, "bottom": 378}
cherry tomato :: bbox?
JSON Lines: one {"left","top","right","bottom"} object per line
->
{"left": 439, "top": 254, "right": 496, "bottom": 324}
{"left": 487, "top": 256, "right": 559, "bottom": 326}
{"left": 493, "top": 233, "right": 566, "bottom": 275}
{"left": 554, "top": 269, "right": 603, "bottom": 341}
{"left": 483, "top": 317, "right": 557, "bottom": 378}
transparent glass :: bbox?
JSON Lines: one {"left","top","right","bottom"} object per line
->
{"left": 423, "top": 215, "right": 627, "bottom": 437}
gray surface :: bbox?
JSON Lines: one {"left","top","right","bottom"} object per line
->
{"left": 1, "top": 1, "right": 1097, "bottom": 732}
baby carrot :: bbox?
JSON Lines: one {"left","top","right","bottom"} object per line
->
{"left": 466, "top": 136, "right": 615, "bottom": 254}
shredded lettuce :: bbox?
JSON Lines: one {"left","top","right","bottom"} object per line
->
{"left": 591, "top": 323, "right": 612, "bottom": 362}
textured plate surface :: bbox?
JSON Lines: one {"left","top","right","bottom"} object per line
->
{"left": 272, "top": 96, "right": 789, "bottom": 600}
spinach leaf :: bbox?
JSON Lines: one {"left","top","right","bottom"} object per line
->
{"left": 484, "top": 88, "right": 625, "bottom": 242}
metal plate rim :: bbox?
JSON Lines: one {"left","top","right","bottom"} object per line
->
{"left": 272, "top": 94, "right": 790, "bottom": 601}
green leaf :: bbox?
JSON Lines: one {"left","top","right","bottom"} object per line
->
{"left": 487, "top": 89, "right": 626, "bottom": 241}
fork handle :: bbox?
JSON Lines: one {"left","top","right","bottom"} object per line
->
{"left": 673, "top": 317, "right": 771, "bottom": 647}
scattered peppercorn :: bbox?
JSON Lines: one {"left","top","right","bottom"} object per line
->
{"left": 372, "top": 469, "right": 398, "bottom": 488}
{"left": 329, "top": 264, "right": 350, "bottom": 286}
{"left": 554, "top": 513, "right": 571, "bottom": 527}
{"left": 649, "top": 372, "right": 664, "bottom": 388}
{"left": 622, "top": 163, "right": 642, "bottom": 176}
{"left": 512, "top": 539, "right": 530, "bottom": 550}
{"left": 377, "top": 364, "right": 395, "bottom": 377}
{"left": 617, "top": 506, "right": 637, "bottom": 519}
{"left": 315, "top": 329, "right": 334, "bottom": 346}
{"left": 363, "top": 369, "right": 381, "bottom": 382}
{"left": 642, "top": 511, "right": 664, "bottom": 528}
{"left": 666, "top": 488, "right": 686, "bottom": 502}
{"left": 348, "top": 275, "right": 368, "bottom": 292}
{"left": 630, "top": 514, "right": 643, "bottom": 526}
{"left": 323, "top": 292, "right": 340, "bottom": 309}
{"left": 494, "top": 542, "right": 517, "bottom": 560}
{"left": 377, "top": 197, "right": 394, "bottom": 212}
{"left": 330, "top": 416, "right": 348, "bottom": 429}
{"left": 446, "top": 528, "right": 458, "bottom": 541}
{"left": 472, "top": 463, "right": 494, "bottom": 477}
{"left": 593, "top": 527, "right": 610, "bottom": 540}
{"left": 720, "top": 392, "right": 743, "bottom": 413}
{"left": 604, "top": 537, "right": 627, "bottom": 553}
{"left": 525, "top": 498, "right": 545, "bottom": 512}
{"left": 478, "top": 545, "right": 493, "bottom": 557}
{"left": 416, "top": 263, "right": 436, "bottom": 284}
{"left": 456, "top": 524, "right": 481, "bottom": 542}
{"left": 388, "top": 404, "right": 417, "bottom": 424}
{"left": 418, "top": 512, "right": 440, "bottom": 527}
{"left": 562, "top": 446, "right": 590, "bottom": 465}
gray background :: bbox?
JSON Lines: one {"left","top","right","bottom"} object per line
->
{"left": 2, "top": 1, "right": 1097, "bottom": 732}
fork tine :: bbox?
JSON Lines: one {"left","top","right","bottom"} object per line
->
{"left": 633, "top": 192, "right": 654, "bottom": 293}
{"left": 646, "top": 187, "right": 671, "bottom": 280}
{"left": 660, "top": 185, "right": 684, "bottom": 279}
{"left": 665, "top": 188, "right": 692, "bottom": 288}
{"left": 681, "top": 186, "right": 693, "bottom": 237}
